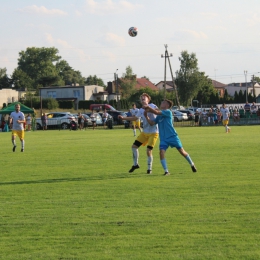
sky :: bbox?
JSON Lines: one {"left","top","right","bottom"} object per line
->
{"left": 1, "top": 0, "right": 260, "bottom": 85}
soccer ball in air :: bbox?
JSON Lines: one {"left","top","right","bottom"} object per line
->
{"left": 128, "top": 27, "right": 138, "bottom": 37}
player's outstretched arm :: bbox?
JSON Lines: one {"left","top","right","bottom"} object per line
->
{"left": 118, "top": 115, "right": 138, "bottom": 122}
{"left": 143, "top": 105, "right": 161, "bottom": 115}
{"left": 144, "top": 111, "right": 155, "bottom": 126}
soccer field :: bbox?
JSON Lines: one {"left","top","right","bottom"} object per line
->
{"left": 0, "top": 126, "right": 260, "bottom": 259}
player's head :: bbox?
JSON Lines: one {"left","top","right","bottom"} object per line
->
{"left": 15, "top": 104, "right": 20, "bottom": 112}
{"left": 160, "top": 99, "right": 173, "bottom": 110}
{"left": 140, "top": 93, "right": 151, "bottom": 105}
{"left": 132, "top": 103, "right": 136, "bottom": 109}
{"left": 222, "top": 103, "right": 226, "bottom": 108}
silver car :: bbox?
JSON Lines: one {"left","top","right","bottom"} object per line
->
{"left": 172, "top": 110, "right": 188, "bottom": 122}
{"left": 36, "top": 112, "right": 76, "bottom": 130}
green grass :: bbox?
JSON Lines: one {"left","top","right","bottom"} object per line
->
{"left": 0, "top": 126, "right": 260, "bottom": 259}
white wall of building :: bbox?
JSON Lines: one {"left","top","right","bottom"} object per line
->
{"left": 0, "top": 89, "right": 20, "bottom": 108}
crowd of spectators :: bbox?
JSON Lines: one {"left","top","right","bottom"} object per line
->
{"left": 196, "top": 102, "right": 260, "bottom": 125}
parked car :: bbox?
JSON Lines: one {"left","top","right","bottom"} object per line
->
{"left": 172, "top": 110, "right": 188, "bottom": 122}
{"left": 36, "top": 112, "right": 76, "bottom": 130}
{"left": 172, "top": 105, "right": 185, "bottom": 110}
{"left": 178, "top": 110, "right": 195, "bottom": 120}
{"left": 89, "top": 104, "right": 116, "bottom": 112}
{"left": 107, "top": 111, "right": 128, "bottom": 125}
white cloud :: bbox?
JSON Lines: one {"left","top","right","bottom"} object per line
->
{"left": 102, "top": 50, "right": 117, "bottom": 61}
{"left": 173, "top": 30, "right": 208, "bottom": 41}
{"left": 85, "top": 0, "right": 142, "bottom": 15}
{"left": 105, "top": 33, "right": 125, "bottom": 46}
{"left": 18, "top": 5, "right": 67, "bottom": 16}
{"left": 247, "top": 13, "right": 260, "bottom": 26}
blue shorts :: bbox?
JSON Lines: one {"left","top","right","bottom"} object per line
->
{"left": 159, "top": 136, "right": 183, "bottom": 151}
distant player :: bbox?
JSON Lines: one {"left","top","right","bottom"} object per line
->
{"left": 143, "top": 99, "right": 197, "bottom": 175}
{"left": 220, "top": 103, "right": 231, "bottom": 133}
{"left": 118, "top": 93, "right": 159, "bottom": 174}
{"left": 130, "top": 103, "right": 142, "bottom": 136}
{"left": 10, "top": 104, "right": 26, "bottom": 152}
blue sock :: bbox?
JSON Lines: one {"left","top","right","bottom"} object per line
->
{"left": 185, "top": 154, "right": 193, "bottom": 166}
{"left": 160, "top": 159, "right": 168, "bottom": 172}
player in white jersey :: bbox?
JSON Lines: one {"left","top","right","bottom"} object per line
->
{"left": 10, "top": 103, "right": 26, "bottom": 152}
{"left": 119, "top": 93, "right": 159, "bottom": 174}
{"left": 130, "top": 103, "right": 142, "bottom": 136}
{"left": 220, "top": 103, "right": 231, "bottom": 133}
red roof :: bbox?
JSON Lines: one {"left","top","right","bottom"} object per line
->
{"left": 212, "top": 80, "right": 226, "bottom": 88}
{"left": 135, "top": 78, "right": 158, "bottom": 91}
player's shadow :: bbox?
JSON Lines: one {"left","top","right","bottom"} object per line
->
{"left": 0, "top": 175, "right": 128, "bottom": 186}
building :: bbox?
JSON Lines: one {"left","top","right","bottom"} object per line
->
{"left": 0, "top": 88, "right": 21, "bottom": 108}
{"left": 156, "top": 81, "right": 175, "bottom": 92}
{"left": 211, "top": 80, "right": 226, "bottom": 97}
{"left": 39, "top": 85, "right": 109, "bottom": 109}
{"left": 225, "top": 82, "right": 260, "bottom": 97}
{"left": 107, "top": 75, "right": 159, "bottom": 97}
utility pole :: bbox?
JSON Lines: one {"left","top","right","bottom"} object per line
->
{"left": 114, "top": 69, "right": 120, "bottom": 110}
{"left": 244, "top": 70, "right": 248, "bottom": 103}
{"left": 252, "top": 74, "right": 255, "bottom": 98}
{"left": 161, "top": 44, "right": 180, "bottom": 108}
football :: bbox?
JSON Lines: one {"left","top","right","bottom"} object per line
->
{"left": 128, "top": 27, "right": 138, "bottom": 37}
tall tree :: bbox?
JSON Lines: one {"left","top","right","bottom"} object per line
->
{"left": 175, "top": 51, "right": 202, "bottom": 106}
{"left": 17, "top": 47, "right": 61, "bottom": 88}
{"left": 194, "top": 74, "right": 216, "bottom": 106}
{"left": 119, "top": 66, "right": 136, "bottom": 98}
{"left": 85, "top": 75, "right": 105, "bottom": 87}
{"left": 56, "top": 60, "right": 85, "bottom": 85}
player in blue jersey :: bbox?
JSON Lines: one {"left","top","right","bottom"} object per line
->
{"left": 143, "top": 99, "right": 197, "bottom": 175}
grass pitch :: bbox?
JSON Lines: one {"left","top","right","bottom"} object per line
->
{"left": 0, "top": 126, "right": 260, "bottom": 259}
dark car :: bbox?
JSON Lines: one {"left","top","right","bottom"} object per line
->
{"left": 107, "top": 111, "right": 127, "bottom": 125}
{"left": 178, "top": 110, "right": 195, "bottom": 121}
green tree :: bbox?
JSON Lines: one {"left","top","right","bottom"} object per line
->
{"left": 56, "top": 60, "right": 85, "bottom": 85}
{"left": 85, "top": 75, "right": 105, "bottom": 87}
{"left": 17, "top": 47, "right": 61, "bottom": 88}
{"left": 195, "top": 75, "right": 216, "bottom": 105}
{"left": 175, "top": 51, "right": 202, "bottom": 106}
{"left": 12, "top": 69, "right": 34, "bottom": 90}
{"left": 119, "top": 66, "right": 136, "bottom": 98}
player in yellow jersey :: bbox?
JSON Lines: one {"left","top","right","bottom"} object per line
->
{"left": 119, "top": 93, "right": 159, "bottom": 174}
{"left": 10, "top": 104, "right": 26, "bottom": 152}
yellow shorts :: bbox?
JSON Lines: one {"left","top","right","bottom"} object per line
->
{"left": 132, "top": 121, "right": 140, "bottom": 128}
{"left": 12, "top": 130, "right": 25, "bottom": 140}
{"left": 222, "top": 119, "right": 229, "bottom": 125}
{"left": 136, "top": 132, "right": 159, "bottom": 148}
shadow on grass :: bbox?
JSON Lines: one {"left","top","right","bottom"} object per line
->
{"left": 0, "top": 175, "right": 131, "bottom": 186}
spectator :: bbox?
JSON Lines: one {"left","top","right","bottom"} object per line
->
{"left": 207, "top": 109, "right": 213, "bottom": 124}
{"left": 257, "top": 108, "right": 260, "bottom": 119}
{"left": 26, "top": 114, "right": 32, "bottom": 131}
{"left": 90, "top": 110, "right": 97, "bottom": 130}
{"left": 201, "top": 109, "right": 207, "bottom": 124}
{"left": 217, "top": 109, "right": 222, "bottom": 125}
{"left": 78, "top": 112, "right": 85, "bottom": 130}
{"left": 194, "top": 110, "right": 200, "bottom": 126}
{"left": 102, "top": 109, "right": 109, "bottom": 129}
{"left": 244, "top": 102, "right": 251, "bottom": 117}
{"left": 233, "top": 109, "right": 240, "bottom": 123}
{"left": 41, "top": 113, "right": 47, "bottom": 130}
{"left": 251, "top": 102, "right": 257, "bottom": 114}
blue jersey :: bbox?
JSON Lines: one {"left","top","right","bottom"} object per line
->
{"left": 153, "top": 109, "right": 182, "bottom": 150}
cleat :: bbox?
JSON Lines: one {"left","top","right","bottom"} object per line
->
{"left": 164, "top": 172, "right": 170, "bottom": 176}
{"left": 13, "top": 146, "right": 16, "bottom": 152}
{"left": 228, "top": 128, "right": 231, "bottom": 133}
{"left": 191, "top": 165, "right": 197, "bottom": 172}
{"left": 21, "top": 149, "right": 24, "bottom": 152}
{"left": 147, "top": 170, "right": 152, "bottom": 174}
{"left": 129, "top": 164, "right": 140, "bottom": 173}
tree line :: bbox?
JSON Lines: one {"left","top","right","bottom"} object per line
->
{"left": 1, "top": 47, "right": 258, "bottom": 109}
